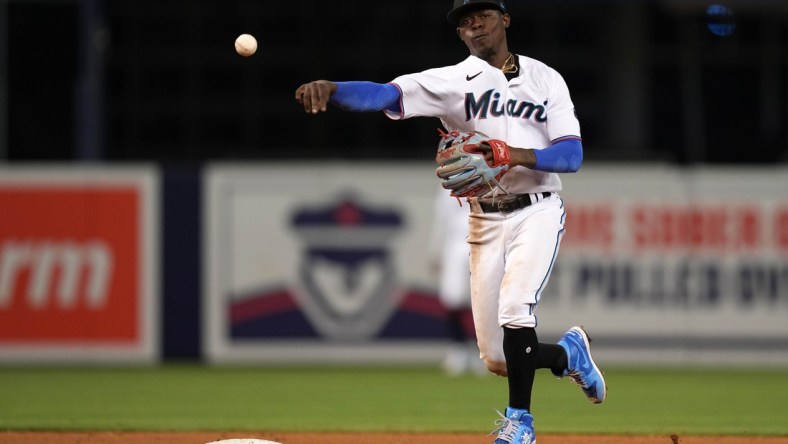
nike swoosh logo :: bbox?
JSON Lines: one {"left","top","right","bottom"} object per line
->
{"left": 466, "top": 71, "right": 482, "bottom": 81}
{"left": 573, "top": 336, "right": 593, "bottom": 373}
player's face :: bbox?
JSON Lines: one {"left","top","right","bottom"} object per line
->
{"left": 456, "top": 10, "right": 510, "bottom": 61}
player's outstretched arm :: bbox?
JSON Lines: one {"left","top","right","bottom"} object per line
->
{"left": 296, "top": 81, "right": 402, "bottom": 115}
{"left": 295, "top": 80, "right": 337, "bottom": 114}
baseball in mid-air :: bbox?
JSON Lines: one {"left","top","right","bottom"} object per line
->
{"left": 234, "top": 34, "right": 257, "bottom": 57}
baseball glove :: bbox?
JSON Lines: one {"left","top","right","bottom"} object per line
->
{"left": 435, "top": 130, "right": 510, "bottom": 198}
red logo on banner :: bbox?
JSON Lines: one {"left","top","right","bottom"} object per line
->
{"left": 0, "top": 187, "right": 139, "bottom": 342}
{"left": 777, "top": 208, "right": 788, "bottom": 252}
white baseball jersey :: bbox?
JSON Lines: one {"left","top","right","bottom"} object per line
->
{"left": 384, "top": 54, "right": 580, "bottom": 195}
{"left": 385, "top": 54, "right": 578, "bottom": 372}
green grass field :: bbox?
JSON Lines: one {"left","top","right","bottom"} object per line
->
{"left": 1, "top": 365, "right": 786, "bottom": 436}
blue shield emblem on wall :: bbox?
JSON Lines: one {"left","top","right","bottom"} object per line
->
{"left": 291, "top": 196, "right": 403, "bottom": 340}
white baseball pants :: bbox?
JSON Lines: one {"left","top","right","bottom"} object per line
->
{"left": 467, "top": 194, "right": 566, "bottom": 374}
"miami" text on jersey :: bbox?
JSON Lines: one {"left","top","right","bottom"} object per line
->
{"left": 465, "top": 89, "right": 548, "bottom": 123}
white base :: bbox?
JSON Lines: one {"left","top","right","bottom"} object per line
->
{"left": 206, "top": 440, "right": 282, "bottom": 444}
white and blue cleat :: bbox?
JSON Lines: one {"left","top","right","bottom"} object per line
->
{"left": 558, "top": 326, "right": 607, "bottom": 404}
{"left": 491, "top": 407, "right": 536, "bottom": 444}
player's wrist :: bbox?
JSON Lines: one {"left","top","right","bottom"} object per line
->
{"left": 509, "top": 147, "right": 536, "bottom": 168}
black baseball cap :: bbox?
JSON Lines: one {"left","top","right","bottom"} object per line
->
{"left": 447, "top": 0, "right": 507, "bottom": 25}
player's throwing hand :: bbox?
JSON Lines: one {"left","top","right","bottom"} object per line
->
{"left": 295, "top": 80, "right": 337, "bottom": 114}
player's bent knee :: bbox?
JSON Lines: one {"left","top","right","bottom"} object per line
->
{"left": 484, "top": 358, "right": 508, "bottom": 376}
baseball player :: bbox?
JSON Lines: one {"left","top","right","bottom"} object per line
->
{"left": 295, "top": 1, "right": 606, "bottom": 442}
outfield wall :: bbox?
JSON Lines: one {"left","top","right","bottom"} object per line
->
{"left": 204, "top": 163, "right": 788, "bottom": 367}
{"left": 1, "top": 163, "right": 786, "bottom": 366}
{"left": 0, "top": 165, "right": 160, "bottom": 363}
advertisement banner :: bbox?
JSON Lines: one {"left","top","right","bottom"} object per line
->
{"left": 544, "top": 165, "right": 788, "bottom": 365}
{"left": 205, "top": 163, "right": 448, "bottom": 364}
{"left": 204, "top": 163, "right": 788, "bottom": 366}
{"left": 0, "top": 166, "right": 159, "bottom": 363}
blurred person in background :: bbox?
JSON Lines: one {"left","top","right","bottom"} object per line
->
{"left": 429, "top": 185, "right": 485, "bottom": 377}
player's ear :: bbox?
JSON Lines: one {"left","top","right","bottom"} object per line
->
{"left": 502, "top": 13, "right": 510, "bottom": 28}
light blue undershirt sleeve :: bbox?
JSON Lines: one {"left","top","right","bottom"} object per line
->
{"left": 532, "top": 138, "right": 583, "bottom": 173}
{"left": 330, "top": 81, "right": 402, "bottom": 113}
